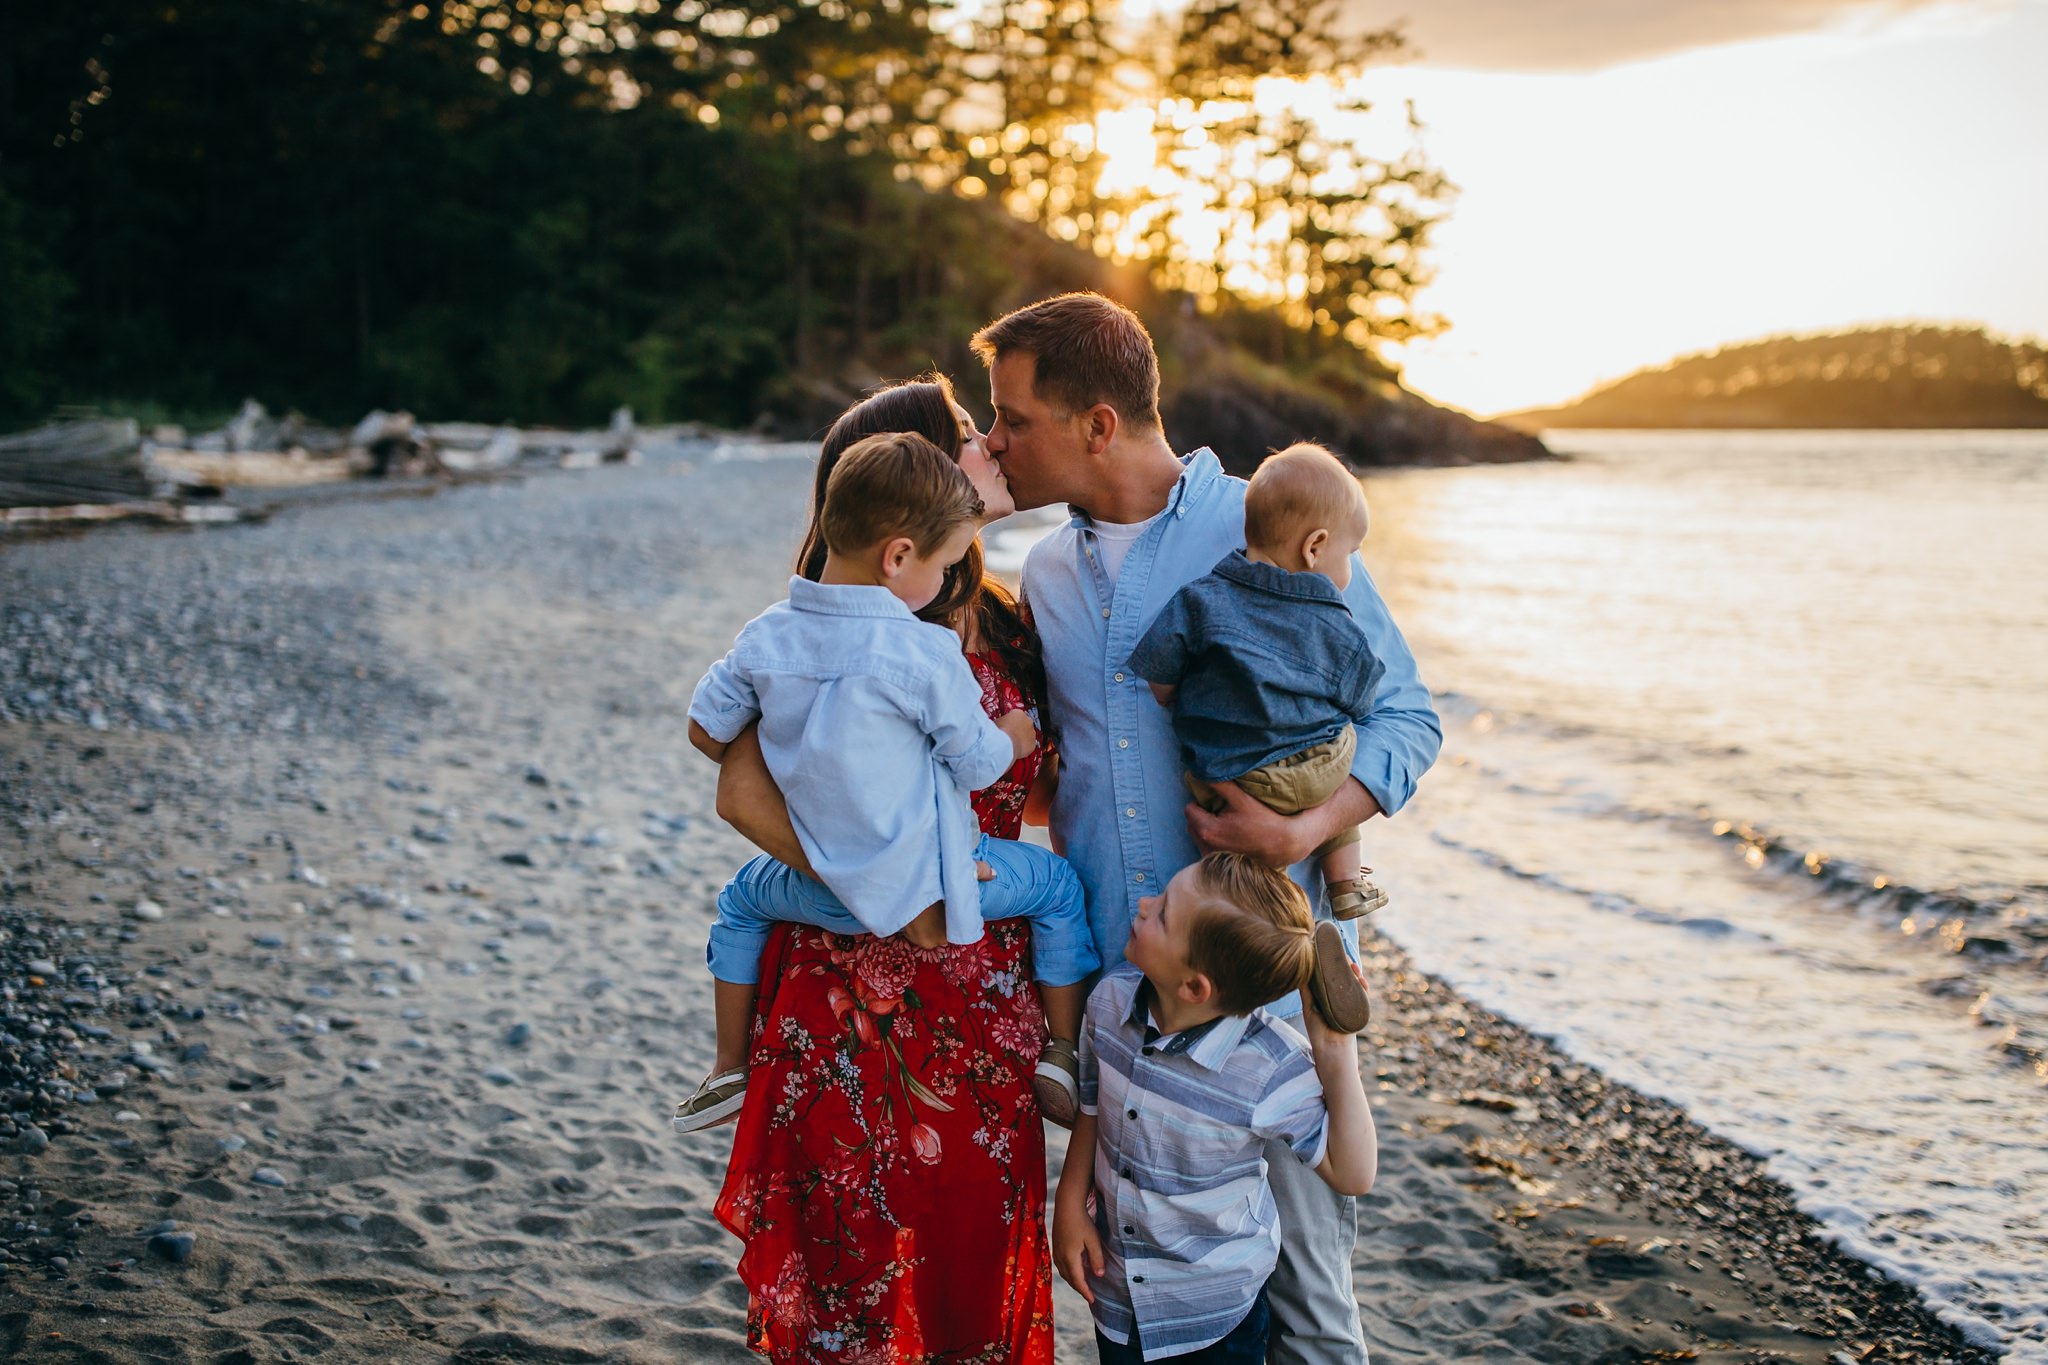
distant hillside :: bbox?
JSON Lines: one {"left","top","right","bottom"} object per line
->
{"left": 1502, "top": 327, "right": 2048, "bottom": 431}
{"left": 766, "top": 194, "right": 1549, "bottom": 472}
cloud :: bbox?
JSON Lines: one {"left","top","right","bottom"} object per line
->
{"left": 1343, "top": 0, "right": 1996, "bottom": 72}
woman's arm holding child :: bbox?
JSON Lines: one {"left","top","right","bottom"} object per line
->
{"left": 1052, "top": 1111, "right": 1106, "bottom": 1304}
{"left": 1300, "top": 982, "right": 1379, "bottom": 1197}
{"left": 709, "top": 724, "right": 817, "bottom": 879}
{"left": 688, "top": 718, "right": 729, "bottom": 765}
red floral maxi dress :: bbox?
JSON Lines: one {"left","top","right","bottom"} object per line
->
{"left": 716, "top": 651, "right": 1058, "bottom": 1365}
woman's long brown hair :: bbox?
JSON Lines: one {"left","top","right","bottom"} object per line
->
{"left": 799, "top": 375, "right": 1048, "bottom": 716}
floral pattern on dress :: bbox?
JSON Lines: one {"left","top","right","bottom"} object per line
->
{"left": 716, "top": 650, "right": 1057, "bottom": 1364}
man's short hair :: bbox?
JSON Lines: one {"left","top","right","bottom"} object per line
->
{"left": 971, "top": 292, "right": 1162, "bottom": 431}
{"left": 820, "top": 432, "right": 984, "bottom": 558}
{"left": 1183, "top": 853, "right": 1317, "bottom": 1015}
{"left": 1243, "top": 442, "right": 1369, "bottom": 555}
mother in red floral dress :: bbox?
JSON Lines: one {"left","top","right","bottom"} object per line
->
{"left": 711, "top": 376, "right": 1062, "bottom": 1364}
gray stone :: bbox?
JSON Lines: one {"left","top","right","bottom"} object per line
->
{"left": 147, "top": 1230, "right": 196, "bottom": 1264}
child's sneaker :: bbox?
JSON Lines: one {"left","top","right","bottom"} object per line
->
{"left": 1307, "top": 922, "right": 1371, "bottom": 1034}
{"left": 1327, "top": 869, "right": 1389, "bottom": 921}
{"left": 1034, "top": 1038, "right": 1081, "bottom": 1127}
{"left": 673, "top": 1068, "right": 748, "bottom": 1134}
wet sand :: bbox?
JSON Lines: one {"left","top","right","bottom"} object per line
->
{"left": 0, "top": 447, "right": 1993, "bottom": 1362}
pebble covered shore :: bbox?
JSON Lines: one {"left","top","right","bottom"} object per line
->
{"left": 1, "top": 444, "right": 1996, "bottom": 1362}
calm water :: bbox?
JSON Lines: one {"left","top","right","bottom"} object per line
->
{"left": 986, "top": 430, "right": 2048, "bottom": 1355}
{"left": 1341, "top": 432, "right": 2048, "bottom": 1359}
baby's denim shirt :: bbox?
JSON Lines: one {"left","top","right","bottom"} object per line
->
{"left": 1127, "top": 550, "right": 1386, "bottom": 782}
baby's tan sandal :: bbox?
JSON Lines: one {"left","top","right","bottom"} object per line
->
{"left": 1327, "top": 870, "right": 1389, "bottom": 921}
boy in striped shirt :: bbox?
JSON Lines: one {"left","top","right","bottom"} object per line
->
{"left": 1054, "top": 853, "right": 1380, "bottom": 1363}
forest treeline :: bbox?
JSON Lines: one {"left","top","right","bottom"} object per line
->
{"left": 1, "top": 0, "right": 1541, "bottom": 466}
{"left": 1502, "top": 327, "right": 2048, "bottom": 431}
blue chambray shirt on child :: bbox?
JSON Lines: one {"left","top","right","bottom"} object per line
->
{"left": 687, "top": 574, "right": 1098, "bottom": 989}
{"left": 1127, "top": 549, "right": 1385, "bottom": 782}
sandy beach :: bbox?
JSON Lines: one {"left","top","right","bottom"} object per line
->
{"left": 0, "top": 445, "right": 1996, "bottom": 1363}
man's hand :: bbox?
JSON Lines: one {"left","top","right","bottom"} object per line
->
{"left": 1185, "top": 778, "right": 1321, "bottom": 868}
{"left": 897, "top": 901, "right": 947, "bottom": 948}
{"left": 1052, "top": 1192, "right": 1106, "bottom": 1304}
{"left": 1187, "top": 775, "right": 1383, "bottom": 870}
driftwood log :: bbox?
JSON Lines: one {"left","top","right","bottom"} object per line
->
{"left": 150, "top": 448, "right": 358, "bottom": 490}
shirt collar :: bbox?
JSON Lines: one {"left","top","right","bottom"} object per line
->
{"left": 1210, "top": 549, "right": 1348, "bottom": 606}
{"left": 785, "top": 575, "right": 917, "bottom": 619}
{"left": 1126, "top": 978, "right": 1254, "bottom": 1071}
{"left": 1065, "top": 447, "right": 1226, "bottom": 529}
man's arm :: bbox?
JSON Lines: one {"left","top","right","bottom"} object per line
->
{"left": 712, "top": 723, "right": 817, "bottom": 878}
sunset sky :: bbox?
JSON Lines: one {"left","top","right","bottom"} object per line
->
{"left": 1338, "top": 0, "right": 2048, "bottom": 415}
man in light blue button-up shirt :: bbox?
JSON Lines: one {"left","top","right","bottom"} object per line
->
{"left": 974, "top": 293, "right": 1441, "bottom": 1365}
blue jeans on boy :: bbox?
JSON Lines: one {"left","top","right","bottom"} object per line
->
{"left": 1095, "top": 1286, "right": 1269, "bottom": 1365}
{"left": 706, "top": 834, "right": 1100, "bottom": 987}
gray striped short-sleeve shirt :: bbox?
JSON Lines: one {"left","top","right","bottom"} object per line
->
{"left": 1078, "top": 964, "right": 1329, "bottom": 1360}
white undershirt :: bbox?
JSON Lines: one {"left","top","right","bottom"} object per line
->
{"left": 1087, "top": 511, "right": 1163, "bottom": 590}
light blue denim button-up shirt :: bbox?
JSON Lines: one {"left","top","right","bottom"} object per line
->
{"left": 689, "top": 576, "right": 1016, "bottom": 943}
{"left": 1022, "top": 450, "right": 1442, "bottom": 1012}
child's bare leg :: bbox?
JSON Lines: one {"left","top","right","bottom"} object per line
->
{"left": 713, "top": 977, "right": 757, "bottom": 1076}
{"left": 1322, "top": 833, "right": 1389, "bottom": 920}
{"left": 1033, "top": 981, "right": 1088, "bottom": 1128}
{"left": 1317, "top": 837, "right": 1364, "bottom": 894}
{"left": 1039, "top": 981, "right": 1085, "bottom": 1046}
{"left": 675, "top": 977, "right": 757, "bottom": 1133}
{"left": 897, "top": 899, "right": 948, "bottom": 949}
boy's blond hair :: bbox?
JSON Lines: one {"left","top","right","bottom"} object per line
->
{"left": 1183, "top": 853, "right": 1317, "bottom": 1015}
{"left": 820, "top": 432, "right": 984, "bottom": 558}
{"left": 1243, "top": 442, "right": 1368, "bottom": 558}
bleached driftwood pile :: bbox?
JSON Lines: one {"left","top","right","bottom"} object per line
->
{"left": 2, "top": 401, "right": 644, "bottom": 521}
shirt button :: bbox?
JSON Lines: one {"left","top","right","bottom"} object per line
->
{"left": 1132, "top": 1274, "right": 1146, "bottom": 1284}
{"left": 1121, "top": 1167, "right": 1133, "bottom": 1179}
{"left": 1126, "top": 1108, "right": 1137, "bottom": 1119}
{"left": 1101, "top": 608, "right": 1111, "bottom": 619}
{"left": 1123, "top": 1225, "right": 1135, "bottom": 1235}
{"left": 1141, "top": 1047, "right": 1155, "bottom": 1057}
{"left": 1118, "top": 738, "right": 1129, "bottom": 749}
{"left": 1133, "top": 872, "right": 1144, "bottom": 882}
{"left": 1113, "top": 672, "right": 1125, "bottom": 682}
{"left": 1126, "top": 807, "right": 1136, "bottom": 818}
